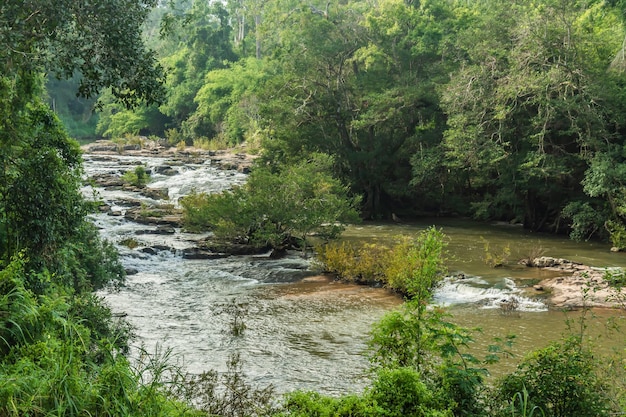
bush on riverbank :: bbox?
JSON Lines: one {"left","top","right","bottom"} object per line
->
{"left": 316, "top": 227, "right": 447, "bottom": 299}
{"left": 0, "top": 257, "right": 196, "bottom": 417}
{"left": 493, "top": 335, "right": 612, "bottom": 417}
{"left": 122, "top": 165, "right": 150, "bottom": 188}
{"left": 276, "top": 367, "right": 453, "bottom": 417}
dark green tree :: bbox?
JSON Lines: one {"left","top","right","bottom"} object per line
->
{"left": 441, "top": 0, "right": 625, "bottom": 232}
{"left": 161, "top": 0, "right": 237, "bottom": 136}
{"left": 181, "top": 154, "right": 360, "bottom": 255}
{"left": 1, "top": 0, "right": 164, "bottom": 287}
{"left": 258, "top": 0, "right": 459, "bottom": 219}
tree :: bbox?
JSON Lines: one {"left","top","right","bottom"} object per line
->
{"left": 1, "top": 0, "right": 164, "bottom": 106}
{"left": 258, "top": 0, "right": 459, "bottom": 218}
{"left": 46, "top": 75, "right": 99, "bottom": 140}
{"left": 441, "top": 0, "right": 626, "bottom": 232}
{"left": 1, "top": 0, "right": 164, "bottom": 286}
{"left": 181, "top": 154, "right": 360, "bottom": 255}
{"left": 160, "top": 0, "right": 237, "bottom": 136}
{"left": 187, "top": 57, "right": 268, "bottom": 146}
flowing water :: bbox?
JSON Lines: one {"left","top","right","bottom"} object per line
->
{"left": 84, "top": 153, "right": 626, "bottom": 395}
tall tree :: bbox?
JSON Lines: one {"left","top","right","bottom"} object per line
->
{"left": 159, "top": 0, "right": 237, "bottom": 135}
{"left": 441, "top": 0, "right": 625, "bottom": 232}
{"left": 1, "top": 0, "right": 163, "bottom": 288}
{"left": 260, "top": 0, "right": 458, "bottom": 218}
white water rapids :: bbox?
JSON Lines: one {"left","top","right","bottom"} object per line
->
{"left": 83, "top": 152, "right": 547, "bottom": 395}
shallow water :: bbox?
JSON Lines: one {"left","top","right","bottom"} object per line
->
{"left": 85, "top": 153, "right": 626, "bottom": 395}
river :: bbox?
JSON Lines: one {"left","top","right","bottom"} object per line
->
{"left": 84, "top": 152, "right": 626, "bottom": 396}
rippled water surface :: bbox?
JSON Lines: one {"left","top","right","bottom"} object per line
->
{"left": 85, "top": 153, "right": 626, "bottom": 394}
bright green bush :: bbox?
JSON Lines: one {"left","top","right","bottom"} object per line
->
{"left": 0, "top": 257, "right": 196, "bottom": 417}
{"left": 274, "top": 391, "right": 379, "bottom": 417}
{"left": 605, "top": 219, "right": 626, "bottom": 250}
{"left": 181, "top": 154, "right": 361, "bottom": 252}
{"left": 315, "top": 241, "right": 390, "bottom": 284}
{"left": 317, "top": 227, "right": 447, "bottom": 299}
{"left": 275, "top": 369, "right": 453, "bottom": 417}
{"left": 369, "top": 367, "right": 452, "bottom": 417}
{"left": 494, "top": 336, "right": 612, "bottom": 417}
{"left": 122, "top": 165, "right": 150, "bottom": 188}
{"left": 384, "top": 228, "right": 447, "bottom": 299}
{"left": 368, "top": 300, "right": 504, "bottom": 417}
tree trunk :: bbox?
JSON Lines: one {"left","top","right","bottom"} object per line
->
{"left": 255, "top": 14, "right": 261, "bottom": 59}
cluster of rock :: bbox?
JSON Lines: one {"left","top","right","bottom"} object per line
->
{"left": 84, "top": 140, "right": 268, "bottom": 264}
{"left": 527, "top": 256, "right": 625, "bottom": 309}
{"left": 82, "top": 139, "right": 256, "bottom": 173}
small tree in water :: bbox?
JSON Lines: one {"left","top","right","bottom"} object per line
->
{"left": 180, "top": 154, "right": 360, "bottom": 255}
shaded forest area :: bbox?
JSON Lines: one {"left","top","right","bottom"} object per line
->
{"left": 52, "top": 0, "right": 626, "bottom": 246}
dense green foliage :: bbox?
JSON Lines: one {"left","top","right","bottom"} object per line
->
{"left": 1, "top": 0, "right": 164, "bottom": 278}
{"left": 181, "top": 154, "right": 360, "bottom": 254}
{"left": 0, "top": 258, "right": 195, "bottom": 417}
{"left": 0, "top": 1, "right": 191, "bottom": 415}
{"left": 276, "top": 368, "right": 453, "bottom": 417}
{"left": 494, "top": 336, "right": 611, "bottom": 417}
{"left": 316, "top": 227, "right": 447, "bottom": 298}
{"left": 88, "top": 0, "right": 626, "bottom": 244}
{"left": 6, "top": 0, "right": 626, "bottom": 415}
{"left": 313, "top": 228, "right": 621, "bottom": 417}
{"left": 122, "top": 165, "right": 151, "bottom": 188}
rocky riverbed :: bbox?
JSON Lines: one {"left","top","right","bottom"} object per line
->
{"left": 526, "top": 256, "right": 625, "bottom": 309}
{"left": 82, "top": 140, "right": 626, "bottom": 311}
{"left": 82, "top": 138, "right": 257, "bottom": 173}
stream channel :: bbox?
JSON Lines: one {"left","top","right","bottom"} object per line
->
{"left": 84, "top": 152, "right": 626, "bottom": 396}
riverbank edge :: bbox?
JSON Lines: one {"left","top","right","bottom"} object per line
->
{"left": 81, "top": 141, "right": 625, "bottom": 311}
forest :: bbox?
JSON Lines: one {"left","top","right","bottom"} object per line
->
{"left": 2, "top": 0, "right": 626, "bottom": 416}
{"left": 54, "top": 0, "right": 626, "bottom": 247}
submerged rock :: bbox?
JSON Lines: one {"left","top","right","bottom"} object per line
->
{"left": 181, "top": 248, "right": 230, "bottom": 260}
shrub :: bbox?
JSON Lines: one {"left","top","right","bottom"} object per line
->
{"left": 316, "top": 227, "right": 448, "bottom": 299}
{"left": 276, "top": 369, "right": 453, "bottom": 417}
{"left": 561, "top": 201, "right": 607, "bottom": 241}
{"left": 180, "top": 154, "right": 360, "bottom": 253}
{"left": 315, "top": 242, "right": 390, "bottom": 284}
{"left": 481, "top": 237, "right": 510, "bottom": 268}
{"left": 368, "top": 367, "right": 452, "bottom": 417}
{"left": 0, "top": 258, "right": 193, "bottom": 417}
{"left": 277, "top": 391, "right": 380, "bottom": 417}
{"left": 165, "top": 128, "right": 186, "bottom": 146}
{"left": 494, "top": 336, "right": 612, "bottom": 417}
{"left": 122, "top": 165, "right": 150, "bottom": 188}
{"left": 606, "top": 219, "right": 626, "bottom": 250}
{"left": 384, "top": 227, "right": 447, "bottom": 299}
